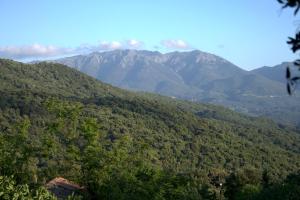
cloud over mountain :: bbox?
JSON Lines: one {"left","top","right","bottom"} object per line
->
{"left": 99, "top": 41, "right": 122, "bottom": 50}
{"left": 0, "top": 39, "right": 191, "bottom": 60}
{"left": 0, "top": 40, "right": 145, "bottom": 60}
{"left": 0, "top": 44, "right": 71, "bottom": 59}
{"left": 126, "top": 39, "right": 143, "bottom": 49}
{"left": 161, "top": 39, "right": 190, "bottom": 49}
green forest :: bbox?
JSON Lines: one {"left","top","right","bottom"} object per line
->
{"left": 0, "top": 59, "right": 300, "bottom": 199}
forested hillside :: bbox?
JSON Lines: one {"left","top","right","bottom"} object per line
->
{"left": 0, "top": 59, "right": 300, "bottom": 199}
{"left": 52, "top": 50, "right": 300, "bottom": 126}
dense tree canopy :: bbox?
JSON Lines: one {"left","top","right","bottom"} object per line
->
{"left": 0, "top": 59, "right": 300, "bottom": 199}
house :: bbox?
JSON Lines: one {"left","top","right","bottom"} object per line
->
{"left": 46, "top": 177, "right": 84, "bottom": 199}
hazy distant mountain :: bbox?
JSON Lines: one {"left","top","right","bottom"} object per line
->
{"left": 251, "top": 62, "right": 290, "bottom": 84}
{"left": 54, "top": 49, "right": 250, "bottom": 96}
{"left": 52, "top": 49, "right": 300, "bottom": 126}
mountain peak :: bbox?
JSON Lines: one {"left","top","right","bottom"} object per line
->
{"left": 48, "top": 50, "right": 300, "bottom": 125}
{"left": 52, "top": 49, "right": 245, "bottom": 94}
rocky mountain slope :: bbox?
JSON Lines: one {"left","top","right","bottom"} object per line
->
{"left": 51, "top": 50, "right": 300, "bottom": 126}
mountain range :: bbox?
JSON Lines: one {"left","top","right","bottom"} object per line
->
{"left": 50, "top": 49, "right": 300, "bottom": 126}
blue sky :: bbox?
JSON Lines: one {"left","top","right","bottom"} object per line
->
{"left": 0, "top": 0, "right": 298, "bottom": 70}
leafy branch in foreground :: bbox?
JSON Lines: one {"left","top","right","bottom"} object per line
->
{"left": 278, "top": 0, "right": 300, "bottom": 15}
{"left": 278, "top": 0, "right": 300, "bottom": 94}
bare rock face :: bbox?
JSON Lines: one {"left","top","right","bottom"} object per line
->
{"left": 46, "top": 177, "right": 84, "bottom": 199}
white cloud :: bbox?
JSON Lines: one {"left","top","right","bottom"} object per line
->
{"left": 0, "top": 44, "right": 71, "bottom": 59}
{"left": 99, "top": 41, "right": 122, "bottom": 50}
{"left": 126, "top": 39, "right": 143, "bottom": 49}
{"left": 0, "top": 39, "right": 143, "bottom": 60}
{"left": 161, "top": 39, "right": 190, "bottom": 49}
{"left": 76, "top": 40, "right": 142, "bottom": 52}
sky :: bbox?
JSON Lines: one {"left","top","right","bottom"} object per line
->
{"left": 0, "top": 0, "right": 299, "bottom": 70}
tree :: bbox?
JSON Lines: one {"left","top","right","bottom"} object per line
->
{"left": 0, "top": 176, "right": 56, "bottom": 200}
{"left": 278, "top": 0, "right": 300, "bottom": 94}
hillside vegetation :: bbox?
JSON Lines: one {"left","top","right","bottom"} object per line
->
{"left": 53, "top": 49, "right": 300, "bottom": 126}
{"left": 0, "top": 59, "right": 300, "bottom": 199}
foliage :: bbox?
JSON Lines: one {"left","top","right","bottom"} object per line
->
{"left": 278, "top": 0, "right": 300, "bottom": 15}
{"left": 278, "top": 0, "right": 300, "bottom": 94}
{"left": 0, "top": 176, "right": 56, "bottom": 200}
{"left": 53, "top": 49, "right": 300, "bottom": 126}
{"left": 0, "top": 59, "right": 300, "bottom": 199}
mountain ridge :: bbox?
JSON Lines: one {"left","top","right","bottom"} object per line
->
{"left": 46, "top": 49, "right": 300, "bottom": 126}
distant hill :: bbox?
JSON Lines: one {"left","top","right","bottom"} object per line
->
{"left": 251, "top": 62, "right": 292, "bottom": 84}
{"left": 51, "top": 50, "right": 300, "bottom": 126}
{"left": 54, "top": 50, "right": 246, "bottom": 95}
